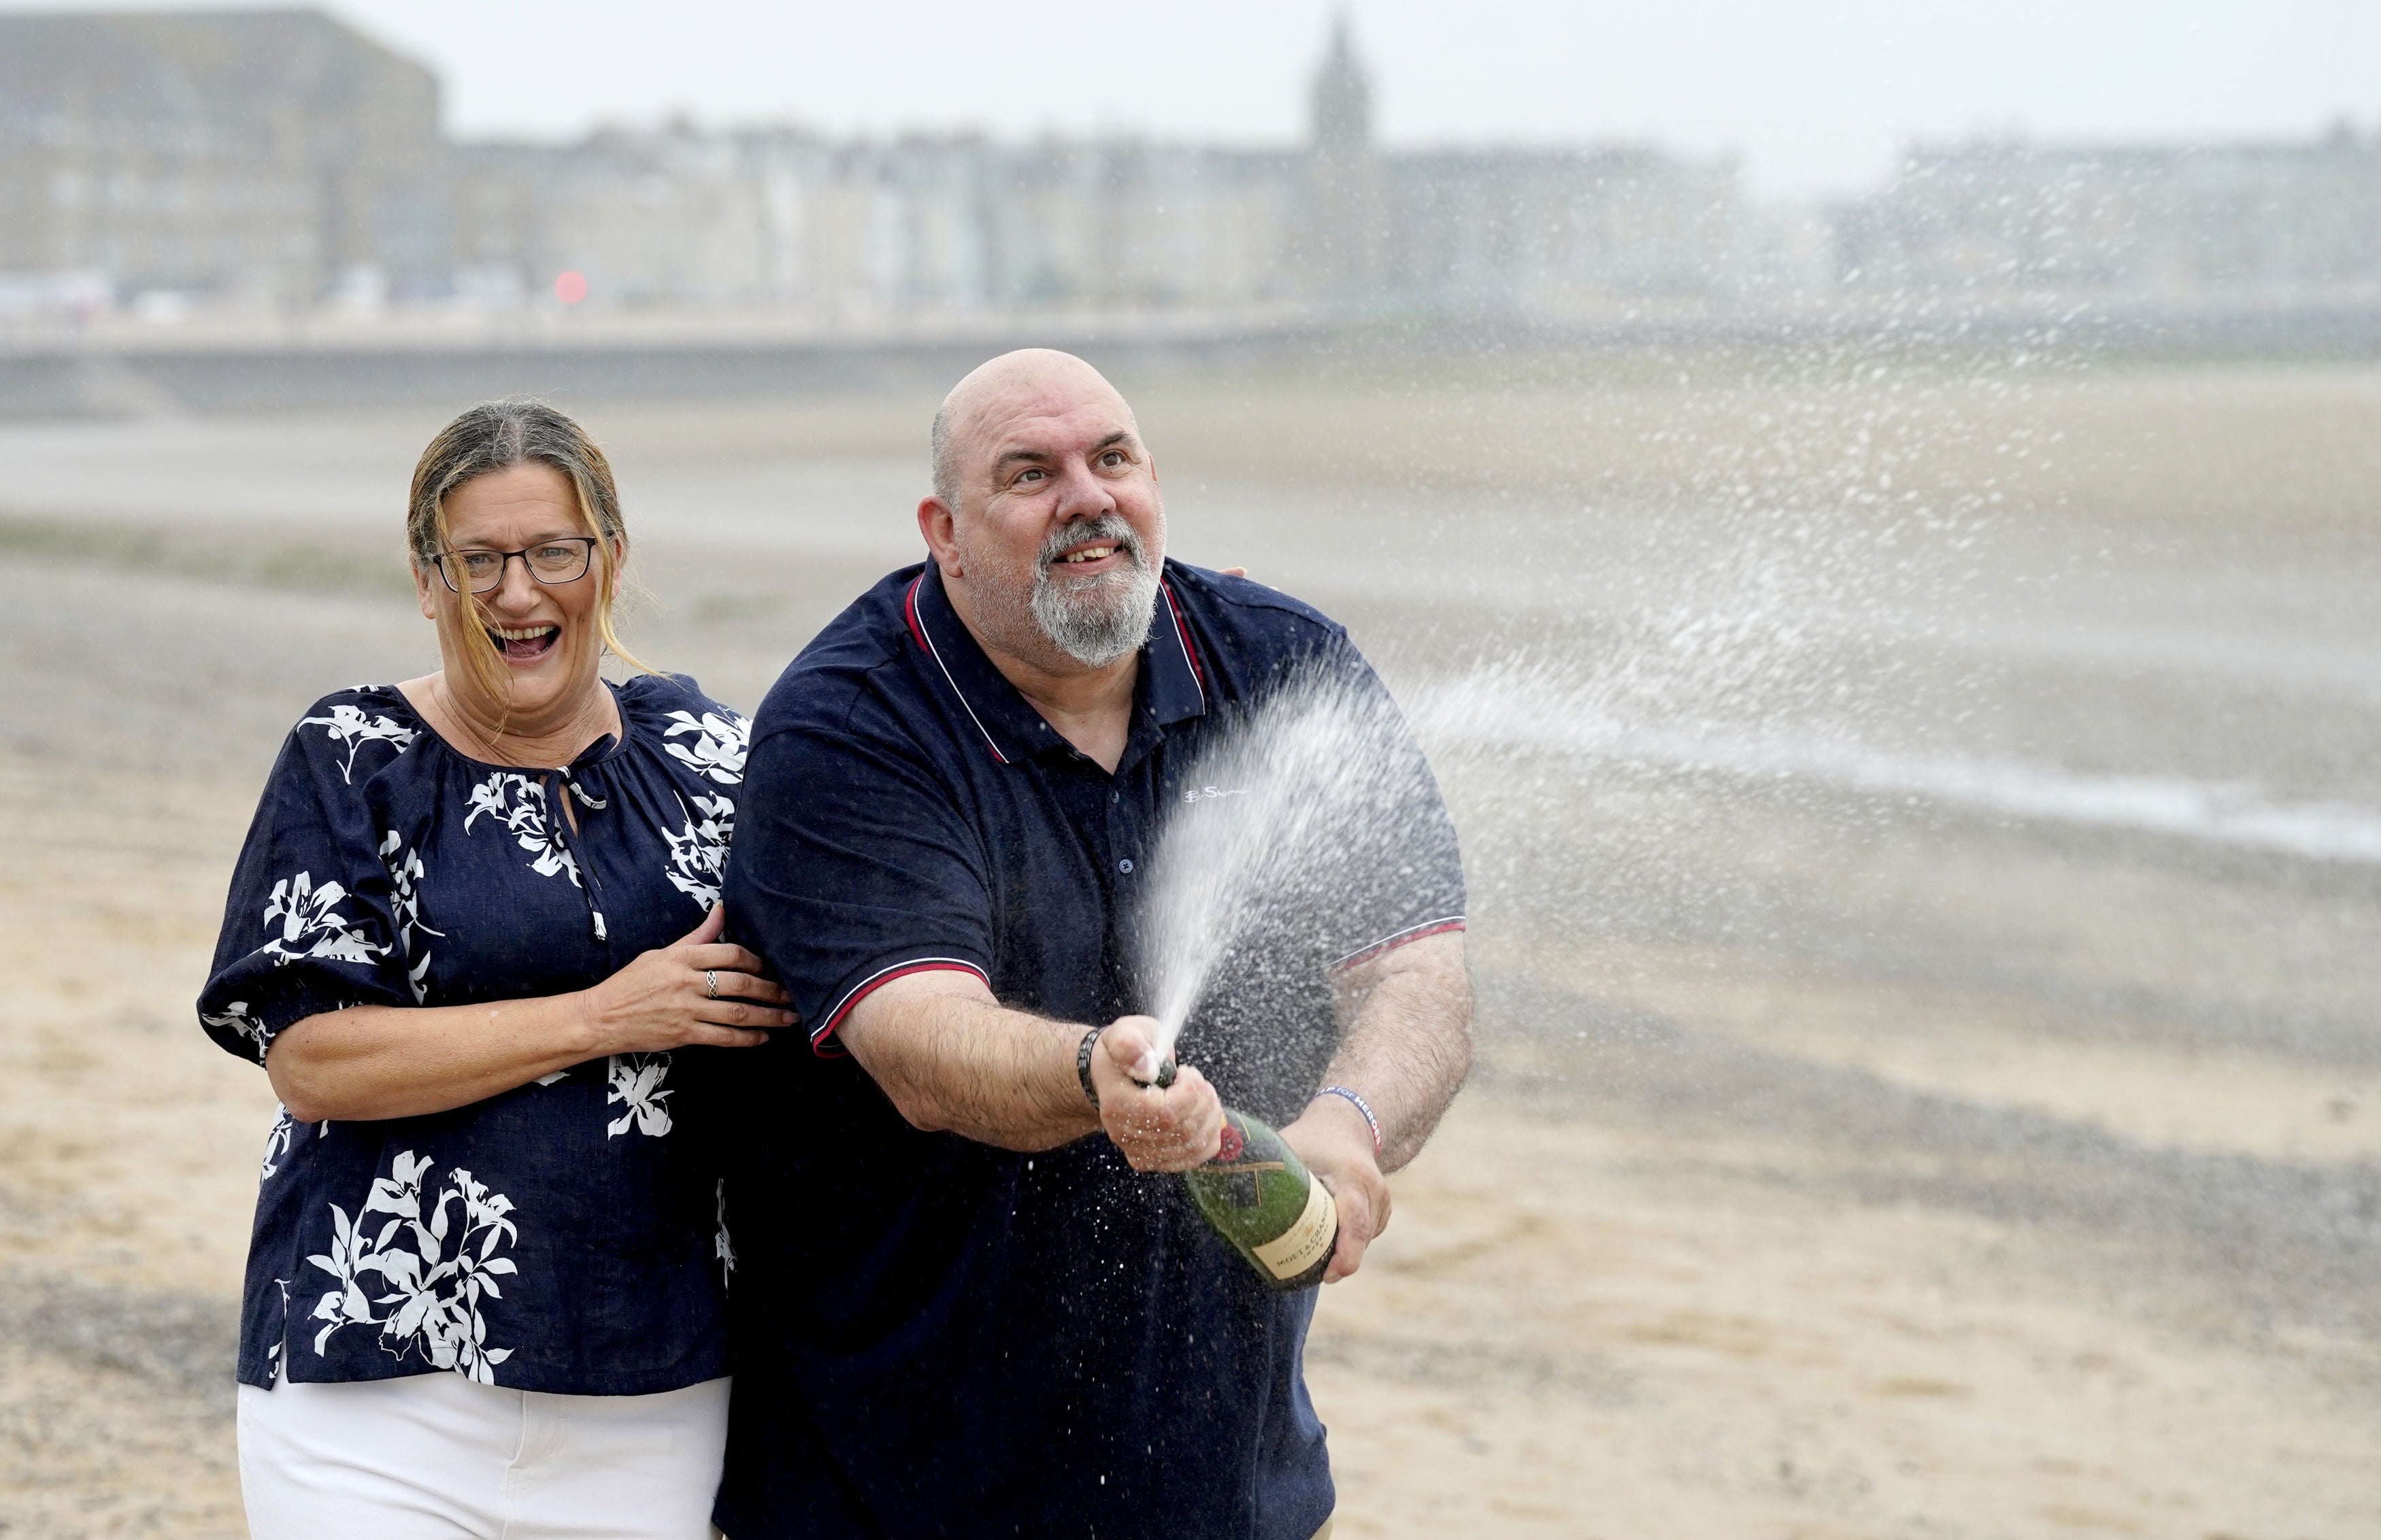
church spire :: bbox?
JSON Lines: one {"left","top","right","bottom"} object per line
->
{"left": 1309, "top": 12, "right": 1371, "bottom": 154}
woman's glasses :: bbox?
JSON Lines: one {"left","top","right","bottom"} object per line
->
{"left": 432, "top": 538, "right": 599, "bottom": 595}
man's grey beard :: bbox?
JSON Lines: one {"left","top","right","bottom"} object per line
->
{"left": 1030, "top": 514, "right": 1158, "bottom": 667}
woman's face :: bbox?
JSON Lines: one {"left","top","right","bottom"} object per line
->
{"left": 414, "top": 461, "right": 620, "bottom": 729}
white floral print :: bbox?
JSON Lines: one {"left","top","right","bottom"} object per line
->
{"left": 205, "top": 677, "right": 757, "bottom": 1394}
{"left": 202, "top": 1000, "right": 271, "bottom": 1062}
{"left": 714, "top": 1179, "right": 735, "bottom": 1291}
{"left": 379, "top": 830, "right": 446, "bottom": 1003}
{"left": 301, "top": 701, "right": 417, "bottom": 783}
{"left": 661, "top": 709, "right": 749, "bottom": 785}
{"left": 463, "top": 773, "right": 581, "bottom": 886}
{"left": 265, "top": 1279, "right": 290, "bottom": 1373}
{"left": 661, "top": 792, "right": 735, "bottom": 909}
{"left": 260, "top": 1106, "right": 295, "bottom": 1182}
{"left": 307, "top": 1149, "right": 522, "bottom": 1384}
{"left": 261, "top": 873, "right": 389, "bottom": 967}
{"left": 606, "top": 1054, "right": 674, "bottom": 1138}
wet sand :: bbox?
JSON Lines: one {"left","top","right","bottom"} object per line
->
{"left": 3, "top": 356, "right": 2379, "bottom": 1535}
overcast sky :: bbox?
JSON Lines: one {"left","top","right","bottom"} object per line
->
{"left": 11, "top": 0, "right": 2378, "bottom": 198}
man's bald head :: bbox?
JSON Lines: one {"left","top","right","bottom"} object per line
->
{"left": 918, "top": 347, "right": 1166, "bottom": 674}
{"left": 929, "top": 349, "right": 1137, "bottom": 510}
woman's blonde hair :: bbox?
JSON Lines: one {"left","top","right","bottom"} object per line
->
{"left": 406, "top": 399, "right": 656, "bottom": 714}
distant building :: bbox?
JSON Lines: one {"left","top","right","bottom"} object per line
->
{"left": 0, "top": 9, "right": 1749, "bottom": 324}
{"left": 1382, "top": 146, "right": 1746, "bottom": 313}
{"left": 1832, "top": 132, "right": 2381, "bottom": 303}
{"left": 48, "top": 8, "right": 2381, "bottom": 329}
{"left": 1318, "top": 19, "right": 1748, "bottom": 315}
{"left": 448, "top": 128, "right": 1308, "bottom": 320}
{"left": 0, "top": 7, "right": 446, "bottom": 311}
{"left": 452, "top": 122, "right": 776, "bottom": 312}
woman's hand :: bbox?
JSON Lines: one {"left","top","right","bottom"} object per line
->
{"left": 575, "top": 903, "right": 793, "bottom": 1055}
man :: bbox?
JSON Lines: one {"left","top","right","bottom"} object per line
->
{"left": 716, "top": 349, "right": 1471, "bottom": 1539}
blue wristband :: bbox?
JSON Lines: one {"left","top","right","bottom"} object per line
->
{"left": 1314, "top": 1085, "right": 1381, "bottom": 1154}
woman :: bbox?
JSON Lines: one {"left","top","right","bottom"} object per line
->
{"left": 197, "top": 398, "right": 795, "bottom": 1538}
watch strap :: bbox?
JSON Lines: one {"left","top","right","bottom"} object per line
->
{"left": 1076, "top": 1025, "right": 1105, "bottom": 1109}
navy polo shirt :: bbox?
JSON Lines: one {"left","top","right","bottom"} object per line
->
{"left": 714, "top": 559, "right": 1465, "bottom": 1540}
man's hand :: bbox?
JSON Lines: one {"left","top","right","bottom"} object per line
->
{"left": 1280, "top": 1095, "right": 1390, "bottom": 1283}
{"left": 1092, "top": 1016, "right": 1223, "bottom": 1171}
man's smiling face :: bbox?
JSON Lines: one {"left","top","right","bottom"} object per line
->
{"left": 936, "top": 351, "right": 1167, "bottom": 672}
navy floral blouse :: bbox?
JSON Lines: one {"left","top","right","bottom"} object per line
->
{"left": 198, "top": 673, "right": 752, "bottom": 1394}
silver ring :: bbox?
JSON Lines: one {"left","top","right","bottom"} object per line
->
{"left": 705, "top": 970, "right": 719, "bottom": 999}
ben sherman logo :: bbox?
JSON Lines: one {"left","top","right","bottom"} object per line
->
{"left": 1182, "top": 785, "right": 1251, "bottom": 805}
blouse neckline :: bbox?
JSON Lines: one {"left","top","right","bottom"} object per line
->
{"left": 384, "top": 677, "right": 637, "bottom": 775}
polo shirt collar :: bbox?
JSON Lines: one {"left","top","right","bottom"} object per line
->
{"left": 905, "top": 560, "right": 1208, "bottom": 767}
{"left": 1143, "top": 576, "right": 1209, "bottom": 729}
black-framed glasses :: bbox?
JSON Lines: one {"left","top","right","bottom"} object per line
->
{"left": 432, "top": 537, "right": 599, "bottom": 595}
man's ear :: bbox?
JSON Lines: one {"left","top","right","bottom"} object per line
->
{"left": 917, "top": 495, "right": 962, "bottom": 575}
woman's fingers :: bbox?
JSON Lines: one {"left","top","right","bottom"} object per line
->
{"left": 680, "top": 969, "right": 788, "bottom": 1006}
{"left": 693, "top": 970, "right": 788, "bottom": 1003}
{"left": 695, "top": 1000, "right": 799, "bottom": 1030}
{"left": 676, "top": 903, "right": 727, "bottom": 947}
{"left": 593, "top": 911, "right": 800, "bottom": 1051}
{"left": 683, "top": 1023, "right": 771, "bottom": 1049}
{"left": 684, "top": 942, "right": 774, "bottom": 979}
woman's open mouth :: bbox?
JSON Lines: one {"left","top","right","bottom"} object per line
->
{"left": 489, "top": 623, "right": 559, "bottom": 663}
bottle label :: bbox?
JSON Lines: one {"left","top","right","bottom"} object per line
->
{"left": 1251, "top": 1175, "right": 1337, "bottom": 1280}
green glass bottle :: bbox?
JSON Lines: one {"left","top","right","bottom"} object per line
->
{"left": 1181, "top": 1108, "right": 1339, "bottom": 1291}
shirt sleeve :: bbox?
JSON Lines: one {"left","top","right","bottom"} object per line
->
{"left": 1302, "top": 633, "right": 1469, "bottom": 970}
{"left": 197, "top": 707, "right": 417, "bottom": 1066}
{"left": 725, "top": 705, "right": 995, "bottom": 1056}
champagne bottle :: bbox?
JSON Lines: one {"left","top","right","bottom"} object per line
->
{"left": 1182, "top": 1107, "right": 1339, "bottom": 1291}
{"left": 1134, "top": 1057, "right": 1337, "bottom": 1290}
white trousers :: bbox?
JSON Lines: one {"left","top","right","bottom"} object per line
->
{"left": 237, "top": 1371, "right": 729, "bottom": 1540}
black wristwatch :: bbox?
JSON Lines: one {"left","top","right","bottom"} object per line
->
{"left": 1076, "top": 1025, "right": 1105, "bottom": 1109}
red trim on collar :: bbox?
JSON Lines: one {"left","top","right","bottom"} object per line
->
{"left": 902, "top": 576, "right": 931, "bottom": 652}
{"left": 1160, "top": 581, "right": 1205, "bottom": 703}
{"left": 905, "top": 575, "right": 1010, "bottom": 766}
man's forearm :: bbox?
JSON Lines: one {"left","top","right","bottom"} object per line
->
{"left": 838, "top": 975, "right": 1224, "bottom": 1170}
{"left": 1322, "top": 932, "right": 1472, "bottom": 1172}
{"left": 840, "top": 984, "right": 1101, "bottom": 1152}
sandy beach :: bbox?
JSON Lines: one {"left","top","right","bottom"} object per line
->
{"left": 3, "top": 354, "right": 2378, "bottom": 1536}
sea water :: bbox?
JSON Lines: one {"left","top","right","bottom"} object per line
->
{"left": 1135, "top": 636, "right": 2381, "bottom": 1076}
